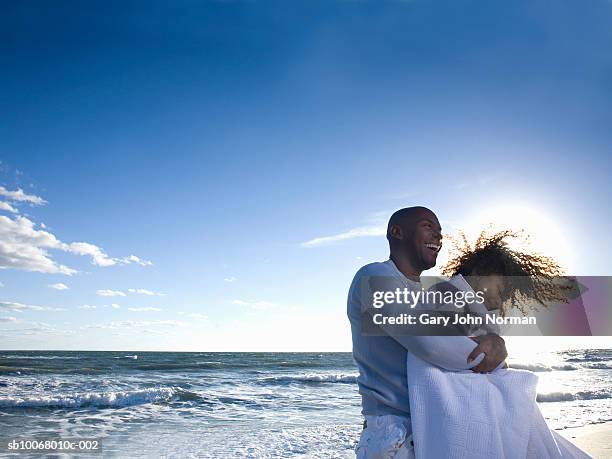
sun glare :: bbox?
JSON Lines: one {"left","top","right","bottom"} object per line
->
{"left": 456, "top": 205, "right": 574, "bottom": 274}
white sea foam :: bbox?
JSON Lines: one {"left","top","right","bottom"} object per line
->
{"left": 123, "top": 422, "right": 360, "bottom": 459}
{"left": 537, "top": 389, "right": 612, "bottom": 403}
{"left": 261, "top": 373, "right": 358, "bottom": 384}
{"left": 509, "top": 362, "right": 578, "bottom": 372}
{"left": 0, "top": 387, "right": 175, "bottom": 408}
{"left": 583, "top": 363, "right": 612, "bottom": 370}
{"left": 1, "top": 355, "right": 82, "bottom": 360}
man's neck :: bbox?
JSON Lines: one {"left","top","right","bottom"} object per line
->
{"left": 389, "top": 253, "right": 421, "bottom": 281}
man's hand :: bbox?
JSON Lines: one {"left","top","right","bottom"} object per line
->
{"left": 468, "top": 334, "right": 507, "bottom": 373}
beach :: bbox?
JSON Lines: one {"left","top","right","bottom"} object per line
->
{"left": 557, "top": 422, "right": 612, "bottom": 459}
{"left": 0, "top": 349, "right": 610, "bottom": 457}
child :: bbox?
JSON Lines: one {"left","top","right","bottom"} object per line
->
{"left": 442, "top": 229, "right": 573, "bottom": 315}
{"left": 405, "top": 230, "right": 591, "bottom": 458}
{"left": 426, "top": 229, "right": 576, "bottom": 337}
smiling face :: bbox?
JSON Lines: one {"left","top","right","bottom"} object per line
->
{"left": 410, "top": 211, "right": 443, "bottom": 270}
{"left": 389, "top": 208, "right": 443, "bottom": 274}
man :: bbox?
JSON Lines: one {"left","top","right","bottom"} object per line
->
{"left": 348, "top": 207, "right": 507, "bottom": 458}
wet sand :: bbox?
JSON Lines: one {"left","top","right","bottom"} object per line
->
{"left": 557, "top": 422, "right": 612, "bottom": 459}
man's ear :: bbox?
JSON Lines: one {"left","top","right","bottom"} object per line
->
{"left": 389, "top": 224, "right": 403, "bottom": 240}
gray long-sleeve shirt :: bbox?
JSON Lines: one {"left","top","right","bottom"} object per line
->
{"left": 347, "top": 259, "right": 484, "bottom": 417}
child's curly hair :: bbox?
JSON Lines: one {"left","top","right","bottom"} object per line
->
{"left": 442, "top": 229, "right": 574, "bottom": 315}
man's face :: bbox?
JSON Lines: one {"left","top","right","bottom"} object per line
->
{"left": 393, "top": 210, "right": 442, "bottom": 272}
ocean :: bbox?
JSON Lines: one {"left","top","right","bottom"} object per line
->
{"left": 0, "top": 349, "right": 610, "bottom": 458}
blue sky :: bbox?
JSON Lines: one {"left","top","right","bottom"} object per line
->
{"left": 1, "top": 0, "right": 611, "bottom": 351}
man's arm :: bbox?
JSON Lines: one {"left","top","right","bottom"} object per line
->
{"left": 363, "top": 274, "right": 507, "bottom": 372}
{"left": 393, "top": 335, "right": 484, "bottom": 371}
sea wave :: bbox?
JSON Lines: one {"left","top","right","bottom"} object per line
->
{"left": 259, "top": 373, "right": 358, "bottom": 384}
{"left": 0, "top": 362, "right": 227, "bottom": 374}
{"left": 133, "top": 363, "right": 235, "bottom": 371}
{"left": 566, "top": 355, "right": 610, "bottom": 363}
{"left": 0, "top": 355, "right": 82, "bottom": 360}
{"left": 509, "top": 363, "right": 577, "bottom": 372}
{"left": 0, "top": 366, "right": 103, "bottom": 375}
{"left": 583, "top": 363, "right": 612, "bottom": 370}
{"left": 0, "top": 387, "right": 189, "bottom": 409}
{"left": 537, "top": 389, "right": 612, "bottom": 403}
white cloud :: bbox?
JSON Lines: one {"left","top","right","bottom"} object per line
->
{"left": 300, "top": 225, "right": 385, "bottom": 247}
{"left": 79, "top": 304, "right": 97, "bottom": 310}
{"left": 0, "top": 316, "right": 17, "bottom": 322}
{"left": 119, "top": 255, "right": 153, "bottom": 266}
{"left": 0, "top": 214, "right": 152, "bottom": 274}
{"left": 127, "top": 307, "right": 162, "bottom": 312}
{"left": 224, "top": 276, "right": 236, "bottom": 283}
{"left": 48, "top": 283, "right": 69, "bottom": 290}
{"left": 0, "top": 186, "right": 46, "bottom": 205}
{"left": 0, "top": 301, "right": 65, "bottom": 312}
{"left": 66, "top": 245, "right": 153, "bottom": 268}
{"left": 96, "top": 289, "right": 126, "bottom": 297}
{"left": 110, "top": 303, "right": 121, "bottom": 309}
{"left": 67, "top": 242, "right": 117, "bottom": 267}
{"left": 127, "top": 288, "right": 165, "bottom": 296}
{"left": 0, "top": 215, "right": 76, "bottom": 274}
{"left": 0, "top": 202, "right": 18, "bottom": 213}
{"left": 0, "top": 318, "right": 74, "bottom": 337}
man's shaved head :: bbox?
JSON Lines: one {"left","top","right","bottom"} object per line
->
{"left": 386, "top": 206, "right": 436, "bottom": 242}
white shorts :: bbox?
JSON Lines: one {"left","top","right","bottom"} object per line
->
{"left": 355, "top": 415, "right": 415, "bottom": 459}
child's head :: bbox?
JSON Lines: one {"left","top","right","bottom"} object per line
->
{"left": 442, "top": 230, "right": 568, "bottom": 314}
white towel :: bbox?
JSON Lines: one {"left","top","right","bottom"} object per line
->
{"left": 406, "top": 353, "right": 592, "bottom": 458}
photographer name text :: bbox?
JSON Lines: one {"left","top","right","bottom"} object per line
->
{"left": 372, "top": 312, "right": 537, "bottom": 327}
